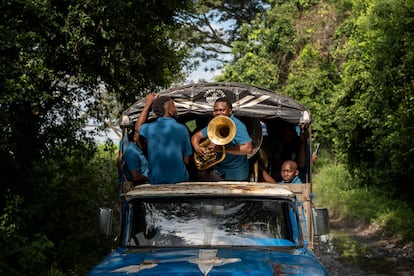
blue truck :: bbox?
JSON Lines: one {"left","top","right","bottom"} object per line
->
{"left": 89, "top": 82, "right": 330, "bottom": 275}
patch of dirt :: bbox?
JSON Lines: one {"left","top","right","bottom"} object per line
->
{"left": 330, "top": 217, "right": 414, "bottom": 260}
{"left": 320, "top": 216, "right": 414, "bottom": 276}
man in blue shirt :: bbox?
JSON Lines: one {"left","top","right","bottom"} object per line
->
{"left": 135, "top": 94, "right": 193, "bottom": 184}
{"left": 192, "top": 97, "right": 253, "bottom": 181}
{"left": 117, "top": 130, "right": 149, "bottom": 194}
{"left": 122, "top": 131, "right": 149, "bottom": 184}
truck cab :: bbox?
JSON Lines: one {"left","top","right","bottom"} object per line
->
{"left": 89, "top": 82, "right": 330, "bottom": 275}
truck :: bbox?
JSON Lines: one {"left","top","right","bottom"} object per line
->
{"left": 89, "top": 82, "right": 330, "bottom": 275}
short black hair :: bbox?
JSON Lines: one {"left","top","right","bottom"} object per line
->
{"left": 215, "top": 97, "right": 233, "bottom": 109}
{"left": 153, "top": 96, "right": 172, "bottom": 117}
{"left": 127, "top": 129, "right": 135, "bottom": 141}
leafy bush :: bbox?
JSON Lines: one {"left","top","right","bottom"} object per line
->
{"left": 314, "top": 162, "right": 414, "bottom": 241}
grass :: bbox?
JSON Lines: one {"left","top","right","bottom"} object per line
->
{"left": 312, "top": 160, "right": 414, "bottom": 241}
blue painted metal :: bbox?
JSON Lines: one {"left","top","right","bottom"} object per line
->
{"left": 88, "top": 247, "right": 328, "bottom": 275}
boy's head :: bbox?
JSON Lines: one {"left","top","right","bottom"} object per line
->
{"left": 126, "top": 129, "right": 143, "bottom": 148}
{"left": 280, "top": 160, "right": 299, "bottom": 183}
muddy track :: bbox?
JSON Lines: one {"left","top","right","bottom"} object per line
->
{"left": 317, "top": 217, "right": 414, "bottom": 275}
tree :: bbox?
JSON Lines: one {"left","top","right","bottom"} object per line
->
{"left": 0, "top": 0, "right": 192, "bottom": 274}
{"left": 334, "top": 0, "right": 414, "bottom": 197}
{"left": 285, "top": 44, "right": 339, "bottom": 148}
{"left": 177, "top": 0, "right": 268, "bottom": 76}
{"left": 217, "top": 0, "right": 344, "bottom": 149}
{"left": 216, "top": 1, "right": 299, "bottom": 90}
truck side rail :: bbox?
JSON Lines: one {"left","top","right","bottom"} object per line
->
{"left": 278, "top": 183, "right": 314, "bottom": 248}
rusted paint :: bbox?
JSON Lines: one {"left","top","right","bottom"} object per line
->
{"left": 273, "top": 263, "right": 302, "bottom": 275}
{"left": 125, "top": 182, "right": 297, "bottom": 200}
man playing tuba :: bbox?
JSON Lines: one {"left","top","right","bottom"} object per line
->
{"left": 191, "top": 97, "right": 253, "bottom": 181}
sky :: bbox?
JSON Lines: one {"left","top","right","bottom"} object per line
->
{"left": 186, "top": 61, "right": 222, "bottom": 83}
{"left": 187, "top": 69, "right": 214, "bottom": 83}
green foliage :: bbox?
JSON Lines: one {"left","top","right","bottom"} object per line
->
{"left": 312, "top": 162, "right": 354, "bottom": 214}
{"left": 314, "top": 162, "right": 414, "bottom": 241}
{"left": 44, "top": 144, "right": 119, "bottom": 274}
{"left": 2, "top": 0, "right": 414, "bottom": 273}
{"left": 179, "top": 0, "right": 268, "bottom": 67}
{"left": 218, "top": 0, "right": 346, "bottom": 153}
{"left": 333, "top": 0, "right": 414, "bottom": 196}
{"left": 1, "top": 0, "right": 193, "bottom": 273}
{"left": 1, "top": 143, "right": 119, "bottom": 275}
{"left": 0, "top": 192, "right": 23, "bottom": 240}
{"left": 376, "top": 206, "right": 414, "bottom": 240}
{"left": 283, "top": 1, "right": 346, "bottom": 149}
{"left": 1, "top": 0, "right": 193, "bottom": 170}
{"left": 20, "top": 234, "right": 55, "bottom": 273}
{"left": 0, "top": 191, "right": 54, "bottom": 275}
{"left": 285, "top": 44, "right": 339, "bottom": 148}
{"left": 216, "top": 1, "right": 299, "bottom": 90}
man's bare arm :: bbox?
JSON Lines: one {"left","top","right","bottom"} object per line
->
{"left": 221, "top": 142, "right": 253, "bottom": 155}
{"left": 134, "top": 93, "right": 157, "bottom": 133}
{"left": 191, "top": 130, "right": 207, "bottom": 155}
{"left": 130, "top": 170, "right": 148, "bottom": 183}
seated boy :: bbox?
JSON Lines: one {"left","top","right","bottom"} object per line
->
{"left": 279, "top": 160, "right": 302, "bottom": 184}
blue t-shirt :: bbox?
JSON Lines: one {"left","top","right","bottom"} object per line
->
{"left": 280, "top": 175, "right": 302, "bottom": 184}
{"left": 140, "top": 117, "right": 193, "bottom": 184}
{"left": 202, "top": 114, "right": 252, "bottom": 181}
{"left": 123, "top": 142, "right": 149, "bottom": 181}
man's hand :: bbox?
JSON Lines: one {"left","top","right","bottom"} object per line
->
{"left": 135, "top": 93, "right": 158, "bottom": 133}
{"left": 145, "top": 93, "right": 157, "bottom": 106}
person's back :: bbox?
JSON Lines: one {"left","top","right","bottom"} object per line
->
{"left": 141, "top": 116, "right": 191, "bottom": 184}
{"left": 136, "top": 94, "right": 193, "bottom": 184}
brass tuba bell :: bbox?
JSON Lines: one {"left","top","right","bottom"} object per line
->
{"left": 194, "top": 115, "right": 236, "bottom": 170}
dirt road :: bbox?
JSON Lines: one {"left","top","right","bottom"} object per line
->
{"left": 318, "top": 218, "right": 414, "bottom": 275}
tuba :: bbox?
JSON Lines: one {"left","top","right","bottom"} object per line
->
{"left": 194, "top": 115, "right": 236, "bottom": 170}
